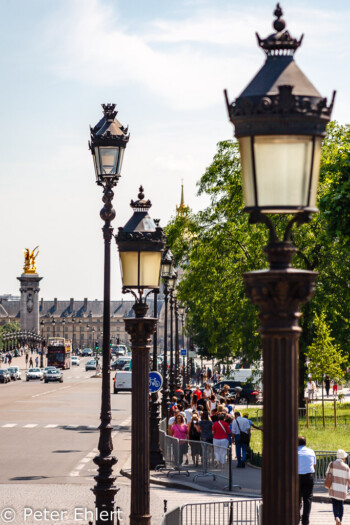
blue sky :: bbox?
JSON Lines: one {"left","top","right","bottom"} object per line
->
{"left": 0, "top": 0, "right": 349, "bottom": 300}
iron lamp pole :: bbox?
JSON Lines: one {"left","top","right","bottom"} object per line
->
{"left": 116, "top": 187, "right": 165, "bottom": 525}
{"left": 225, "top": 5, "right": 334, "bottom": 525}
{"left": 89, "top": 103, "right": 129, "bottom": 525}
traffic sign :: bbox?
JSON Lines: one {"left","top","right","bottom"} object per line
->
{"left": 180, "top": 349, "right": 187, "bottom": 356}
{"left": 149, "top": 371, "right": 163, "bottom": 393}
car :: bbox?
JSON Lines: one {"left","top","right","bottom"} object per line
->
{"left": 44, "top": 369, "right": 63, "bottom": 383}
{"left": 7, "top": 366, "right": 21, "bottom": 380}
{"left": 208, "top": 380, "right": 260, "bottom": 404}
{"left": 26, "top": 368, "right": 43, "bottom": 381}
{"left": 0, "top": 369, "right": 11, "bottom": 383}
{"left": 111, "top": 356, "right": 132, "bottom": 371}
{"left": 85, "top": 359, "right": 97, "bottom": 371}
{"left": 82, "top": 348, "right": 93, "bottom": 357}
{"left": 71, "top": 356, "right": 80, "bottom": 366}
{"left": 43, "top": 366, "right": 57, "bottom": 378}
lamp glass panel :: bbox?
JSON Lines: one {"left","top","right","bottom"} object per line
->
{"left": 308, "top": 137, "right": 322, "bottom": 208}
{"left": 139, "top": 252, "right": 162, "bottom": 288}
{"left": 119, "top": 252, "right": 139, "bottom": 288}
{"left": 239, "top": 137, "right": 256, "bottom": 207}
{"left": 254, "top": 135, "right": 313, "bottom": 211}
{"left": 99, "top": 147, "right": 120, "bottom": 175}
{"left": 117, "top": 148, "right": 125, "bottom": 176}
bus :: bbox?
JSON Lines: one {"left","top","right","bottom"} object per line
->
{"left": 47, "top": 337, "right": 72, "bottom": 369}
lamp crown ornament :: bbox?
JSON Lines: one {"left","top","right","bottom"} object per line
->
{"left": 256, "top": 3, "right": 303, "bottom": 56}
{"left": 130, "top": 186, "right": 152, "bottom": 211}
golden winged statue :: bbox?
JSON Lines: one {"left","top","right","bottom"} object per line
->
{"left": 23, "top": 246, "right": 39, "bottom": 274}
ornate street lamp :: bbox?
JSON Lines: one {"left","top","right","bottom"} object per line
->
{"left": 167, "top": 271, "right": 177, "bottom": 398}
{"left": 89, "top": 103, "right": 129, "bottom": 525}
{"left": 116, "top": 187, "right": 165, "bottom": 525}
{"left": 173, "top": 291, "right": 181, "bottom": 389}
{"left": 51, "top": 318, "right": 56, "bottom": 338}
{"left": 225, "top": 5, "right": 334, "bottom": 525}
{"left": 160, "top": 248, "right": 174, "bottom": 418}
{"left": 178, "top": 304, "right": 186, "bottom": 387}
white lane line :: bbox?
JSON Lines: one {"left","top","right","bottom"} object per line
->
{"left": 23, "top": 424, "right": 38, "bottom": 428}
{"left": 32, "top": 389, "right": 57, "bottom": 398}
{"left": 65, "top": 425, "right": 78, "bottom": 429}
{"left": 44, "top": 424, "right": 58, "bottom": 428}
{"left": 69, "top": 417, "right": 131, "bottom": 477}
{"left": 2, "top": 424, "right": 17, "bottom": 428}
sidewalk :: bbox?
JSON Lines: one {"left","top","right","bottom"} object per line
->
{"left": 121, "top": 455, "right": 344, "bottom": 504}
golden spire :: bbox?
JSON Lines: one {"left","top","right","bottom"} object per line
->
{"left": 176, "top": 180, "right": 187, "bottom": 217}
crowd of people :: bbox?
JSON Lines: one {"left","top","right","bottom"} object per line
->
{"left": 166, "top": 382, "right": 261, "bottom": 469}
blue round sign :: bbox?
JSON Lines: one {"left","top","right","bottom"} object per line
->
{"left": 149, "top": 371, "right": 163, "bottom": 393}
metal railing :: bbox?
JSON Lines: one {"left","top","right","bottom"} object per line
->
{"left": 160, "top": 499, "right": 262, "bottom": 525}
{"left": 315, "top": 451, "right": 350, "bottom": 482}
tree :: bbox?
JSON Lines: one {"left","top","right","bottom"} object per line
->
{"left": 306, "top": 311, "right": 348, "bottom": 426}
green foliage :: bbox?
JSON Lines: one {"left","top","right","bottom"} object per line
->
{"left": 0, "top": 321, "right": 20, "bottom": 350}
{"left": 307, "top": 312, "right": 348, "bottom": 384}
{"left": 165, "top": 122, "right": 350, "bottom": 368}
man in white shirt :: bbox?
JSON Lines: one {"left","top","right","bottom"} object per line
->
{"left": 298, "top": 436, "right": 316, "bottom": 525}
{"left": 231, "top": 411, "right": 251, "bottom": 468}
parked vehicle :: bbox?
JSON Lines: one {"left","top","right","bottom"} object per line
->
{"left": 206, "top": 380, "right": 260, "bottom": 404}
{"left": 7, "top": 366, "right": 21, "bottom": 380}
{"left": 44, "top": 369, "right": 63, "bottom": 383}
{"left": 111, "top": 356, "right": 132, "bottom": 371}
{"left": 26, "top": 368, "right": 44, "bottom": 381}
{"left": 113, "top": 371, "right": 132, "bottom": 394}
{"left": 85, "top": 359, "right": 97, "bottom": 371}
{"left": 0, "top": 369, "right": 11, "bottom": 383}
{"left": 82, "top": 348, "right": 93, "bottom": 357}
{"left": 71, "top": 356, "right": 80, "bottom": 366}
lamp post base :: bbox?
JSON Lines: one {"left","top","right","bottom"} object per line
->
{"left": 150, "top": 392, "right": 165, "bottom": 470}
{"left": 244, "top": 265, "right": 316, "bottom": 525}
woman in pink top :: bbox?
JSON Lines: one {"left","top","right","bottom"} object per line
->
{"left": 171, "top": 414, "right": 189, "bottom": 466}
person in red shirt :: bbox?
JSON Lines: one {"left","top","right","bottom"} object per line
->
{"left": 212, "top": 414, "right": 230, "bottom": 467}
{"left": 192, "top": 386, "right": 202, "bottom": 400}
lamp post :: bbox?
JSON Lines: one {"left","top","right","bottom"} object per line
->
{"left": 71, "top": 316, "right": 76, "bottom": 351}
{"left": 168, "top": 272, "right": 177, "bottom": 398}
{"left": 225, "top": 5, "right": 334, "bottom": 525}
{"left": 40, "top": 320, "right": 45, "bottom": 368}
{"left": 51, "top": 318, "right": 56, "bottom": 338}
{"left": 160, "top": 248, "right": 174, "bottom": 418}
{"left": 173, "top": 293, "right": 181, "bottom": 389}
{"left": 178, "top": 305, "right": 186, "bottom": 388}
{"left": 89, "top": 103, "right": 129, "bottom": 525}
{"left": 116, "top": 187, "right": 165, "bottom": 525}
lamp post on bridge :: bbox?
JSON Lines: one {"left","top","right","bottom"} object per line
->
{"left": 88, "top": 103, "right": 129, "bottom": 525}
{"left": 225, "top": 5, "right": 335, "bottom": 525}
{"left": 116, "top": 186, "right": 165, "bottom": 525}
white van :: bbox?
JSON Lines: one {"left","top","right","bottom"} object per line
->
{"left": 113, "top": 371, "right": 132, "bottom": 394}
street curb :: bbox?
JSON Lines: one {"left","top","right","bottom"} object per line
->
{"left": 120, "top": 468, "right": 259, "bottom": 498}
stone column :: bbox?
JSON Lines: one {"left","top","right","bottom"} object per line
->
{"left": 17, "top": 273, "right": 43, "bottom": 333}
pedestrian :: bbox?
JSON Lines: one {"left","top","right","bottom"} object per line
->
{"left": 231, "top": 411, "right": 250, "bottom": 468}
{"left": 184, "top": 384, "right": 192, "bottom": 404}
{"left": 25, "top": 353, "right": 29, "bottom": 368}
{"left": 29, "top": 357, "right": 33, "bottom": 368}
{"left": 307, "top": 375, "right": 316, "bottom": 402}
{"left": 35, "top": 356, "right": 39, "bottom": 367}
{"left": 333, "top": 380, "right": 338, "bottom": 397}
{"left": 8, "top": 354, "right": 12, "bottom": 365}
{"left": 212, "top": 413, "right": 230, "bottom": 468}
{"left": 325, "top": 375, "right": 331, "bottom": 398}
{"left": 298, "top": 436, "right": 316, "bottom": 525}
{"left": 188, "top": 415, "right": 201, "bottom": 466}
{"left": 325, "top": 449, "right": 350, "bottom": 525}
{"left": 171, "top": 414, "right": 189, "bottom": 466}
{"left": 202, "top": 382, "right": 212, "bottom": 400}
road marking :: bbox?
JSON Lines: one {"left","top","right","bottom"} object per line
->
{"left": 66, "top": 425, "right": 78, "bottom": 429}
{"left": 23, "top": 424, "right": 38, "bottom": 428}
{"left": 32, "top": 389, "right": 57, "bottom": 398}
{"left": 2, "top": 424, "right": 17, "bottom": 428}
{"left": 44, "top": 424, "right": 58, "bottom": 428}
{"left": 69, "top": 416, "right": 131, "bottom": 477}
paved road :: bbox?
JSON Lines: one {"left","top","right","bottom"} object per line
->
{"left": 1, "top": 357, "right": 349, "bottom": 524}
